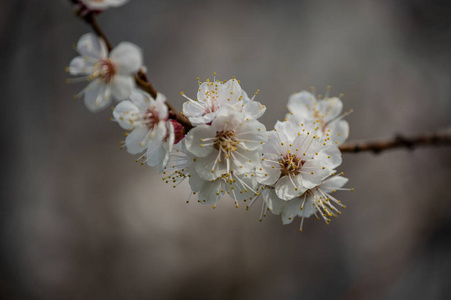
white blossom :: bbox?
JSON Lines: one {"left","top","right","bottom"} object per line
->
{"left": 286, "top": 91, "right": 350, "bottom": 145}
{"left": 68, "top": 33, "right": 142, "bottom": 112}
{"left": 162, "top": 140, "right": 260, "bottom": 207}
{"left": 262, "top": 175, "right": 352, "bottom": 231}
{"left": 185, "top": 106, "right": 267, "bottom": 181}
{"left": 113, "top": 89, "right": 173, "bottom": 172}
{"left": 181, "top": 77, "right": 266, "bottom": 126}
{"left": 256, "top": 121, "right": 341, "bottom": 201}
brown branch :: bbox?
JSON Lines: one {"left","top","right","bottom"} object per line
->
{"left": 339, "top": 128, "right": 451, "bottom": 154}
{"left": 73, "top": 7, "right": 193, "bottom": 131}
{"left": 84, "top": 13, "right": 113, "bottom": 52}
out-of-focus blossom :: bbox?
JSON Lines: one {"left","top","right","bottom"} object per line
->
{"left": 68, "top": 33, "right": 142, "bottom": 112}
{"left": 286, "top": 91, "right": 350, "bottom": 145}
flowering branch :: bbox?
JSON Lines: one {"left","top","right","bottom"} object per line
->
{"left": 339, "top": 128, "right": 451, "bottom": 154}
{"left": 66, "top": 1, "right": 451, "bottom": 232}
{"left": 76, "top": 9, "right": 193, "bottom": 131}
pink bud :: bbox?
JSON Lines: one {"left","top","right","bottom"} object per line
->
{"left": 170, "top": 120, "right": 186, "bottom": 144}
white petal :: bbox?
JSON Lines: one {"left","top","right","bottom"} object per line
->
{"left": 317, "top": 145, "right": 342, "bottom": 169}
{"left": 110, "top": 75, "right": 134, "bottom": 101}
{"left": 263, "top": 189, "right": 285, "bottom": 215}
{"left": 301, "top": 160, "right": 330, "bottom": 189}
{"left": 282, "top": 197, "right": 302, "bottom": 224}
{"left": 242, "top": 101, "right": 266, "bottom": 120}
{"left": 198, "top": 180, "right": 223, "bottom": 205}
{"left": 84, "top": 80, "right": 111, "bottom": 112}
{"left": 298, "top": 194, "right": 317, "bottom": 218}
{"left": 113, "top": 100, "right": 139, "bottom": 130}
{"left": 287, "top": 91, "right": 316, "bottom": 120}
{"left": 110, "top": 42, "right": 143, "bottom": 74}
{"left": 69, "top": 56, "right": 91, "bottom": 75}
{"left": 320, "top": 176, "right": 349, "bottom": 193}
{"left": 76, "top": 33, "right": 107, "bottom": 59}
{"left": 128, "top": 89, "right": 151, "bottom": 112}
{"left": 184, "top": 125, "right": 216, "bottom": 157}
{"left": 275, "top": 175, "right": 304, "bottom": 201}
{"left": 256, "top": 153, "right": 282, "bottom": 185}
{"left": 274, "top": 121, "right": 299, "bottom": 142}
{"left": 320, "top": 97, "right": 343, "bottom": 123}
{"left": 327, "top": 120, "right": 349, "bottom": 146}
{"left": 125, "top": 127, "right": 149, "bottom": 154}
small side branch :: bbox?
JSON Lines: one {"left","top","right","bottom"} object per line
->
{"left": 339, "top": 128, "right": 451, "bottom": 154}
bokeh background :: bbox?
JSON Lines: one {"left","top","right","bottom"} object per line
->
{"left": 1, "top": 0, "right": 451, "bottom": 299}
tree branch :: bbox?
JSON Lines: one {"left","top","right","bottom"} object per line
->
{"left": 339, "top": 128, "right": 451, "bottom": 154}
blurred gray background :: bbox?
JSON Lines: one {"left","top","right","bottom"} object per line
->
{"left": 1, "top": 0, "right": 451, "bottom": 299}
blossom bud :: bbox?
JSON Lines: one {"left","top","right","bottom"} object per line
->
{"left": 170, "top": 120, "right": 186, "bottom": 144}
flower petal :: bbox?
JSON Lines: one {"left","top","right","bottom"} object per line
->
{"left": 84, "top": 80, "right": 111, "bottom": 112}
{"left": 77, "top": 33, "right": 107, "bottom": 59}
{"left": 184, "top": 125, "right": 216, "bottom": 157}
{"left": 110, "top": 75, "right": 134, "bottom": 101}
{"left": 110, "top": 42, "right": 143, "bottom": 74}
{"left": 125, "top": 127, "right": 149, "bottom": 154}
{"left": 275, "top": 175, "right": 304, "bottom": 201}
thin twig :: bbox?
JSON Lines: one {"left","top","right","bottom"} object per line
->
{"left": 74, "top": 8, "right": 193, "bottom": 131}
{"left": 339, "top": 128, "right": 451, "bottom": 154}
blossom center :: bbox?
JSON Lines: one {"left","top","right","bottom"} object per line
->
{"left": 143, "top": 107, "right": 160, "bottom": 130}
{"left": 279, "top": 153, "right": 305, "bottom": 177}
{"left": 214, "top": 130, "right": 238, "bottom": 156}
{"left": 93, "top": 59, "right": 116, "bottom": 83}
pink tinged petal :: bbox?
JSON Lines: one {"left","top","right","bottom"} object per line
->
{"left": 320, "top": 176, "right": 349, "bottom": 193}
{"left": 84, "top": 80, "right": 111, "bottom": 112}
{"left": 110, "top": 75, "right": 134, "bottom": 101}
{"left": 242, "top": 101, "right": 266, "bottom": 120}
{"left": 287, "top": 91, "right": 316, "bottom": 120}
{"left": 317, "top": 145, "right": 342, "bottom": 169}
{"left": 256, "top": 153, "right": 282, "bottom": 185}
{"left": 263, "top": 189, "right": 285, "bottom": 215}
{"left": 110, "top": 42, "right": 143, "bottom": 74}
{"left": 328, "top": 120, "right": 349, "bottom": 146}
{"left": 275, "top": 175, "right": 304, "bottom": 201}
{"left": 184, "top": 125, "right": 216, "bottom": 157}
{"left": 125, "top": 127, "right": 149, "bottom": 154}
{"left": 77, "top": 33, "right": 107, "bottom": 59}
{"left": 301, "top": 160, "right": 330, "bottom": 189}
{"left": 113, "top": 100, "right": 140, "bottom": 130}
{"left": 282, "top": 197, "right": 302, "bottom": 225}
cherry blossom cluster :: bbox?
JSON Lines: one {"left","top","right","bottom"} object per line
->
{"left": 66, "top": 0, "right": 353, "bottom": 231}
